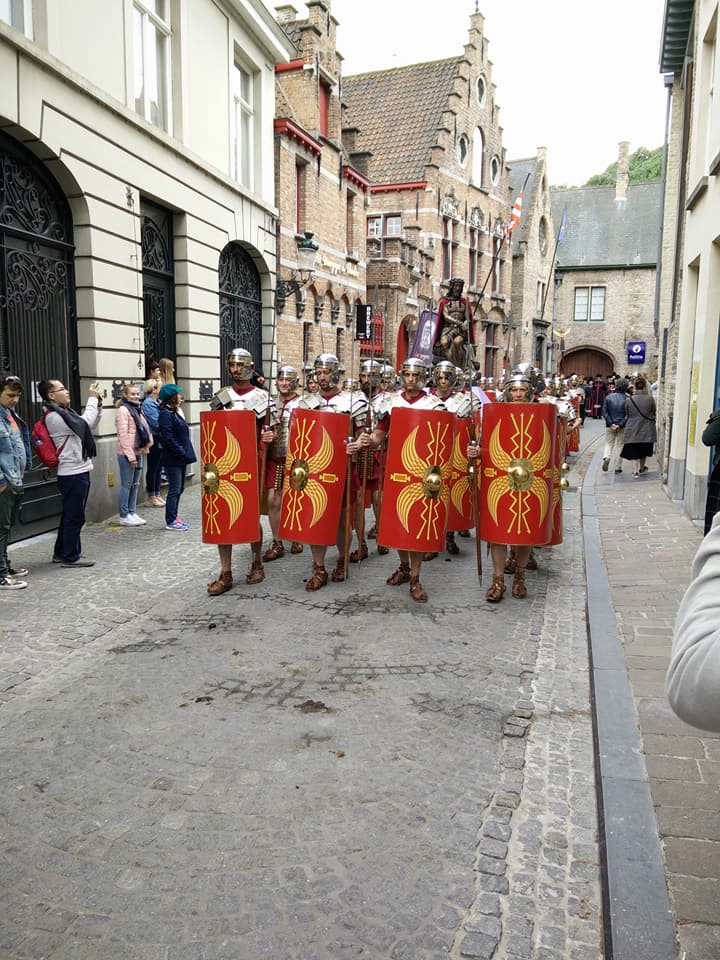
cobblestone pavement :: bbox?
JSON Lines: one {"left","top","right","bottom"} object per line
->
{"left": 1, "top": 436, "right": 602, "bottom": 959}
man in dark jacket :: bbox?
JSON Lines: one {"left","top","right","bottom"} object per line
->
{"left": 601, "top": 377, "right": 629, "bottom": 473}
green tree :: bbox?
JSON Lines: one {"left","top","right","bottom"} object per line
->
{"left": 585, "top": 146, "right": 663, "bottom": 185}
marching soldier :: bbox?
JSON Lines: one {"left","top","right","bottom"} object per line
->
{"left": 263, "top": 365, "right": 304, "bottom": 562}
{"left": 351, "top": 357, "right": 448, "bottom": 603}
{"left": 206, "top": 348, "right": 277, "bottom": 595}
{"left": 352, "top": 359, "right": 384, "bottom": 562}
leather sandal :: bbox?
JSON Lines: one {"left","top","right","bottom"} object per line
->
{"left": 305, "top": 564, "right": 328, "bottom": 591}
{"left": 409, "top": 576, "right": 428, "bottom": 603}
{"left": 485, "top": 575, "right": 505, "bottom": 603}
{"left": 290, "top": 541, "right": 304, "bottom": 554}
{"left": 207, "top": 571, "right": 233, "bottom": 596}
{"left": 526, "top": 553, "right": 538, "bottom": 571}
{"left": 246, "top": 561, "right": 265, "bottom": 585}
{"left": 423, "top": 551, "right": 438, "bottom": 561}
{"left": 349, "top": 541, "right": 368, "bottom": 563}
{"left": 386, "top": 563, "right": 411, "bottom": 586}
{"left": 331, "top": 563, "right": 347, "bottom": 582}
{"left": 262, "top": 540, "right": 285, "bottom": 562}
{"left": 377, "top": 544, "right": 389, "bottom": 555}
{"left": 504, "top": 554, "right": 517, "bottom": 574}
{"left": 445, "top": 533, "right": 460, "bottom": 555}
{"left": 512, "top": 568, "right": 527, "bottom": 599}
{"left": 367, "top": 525, "right": 377, "bottom": 540}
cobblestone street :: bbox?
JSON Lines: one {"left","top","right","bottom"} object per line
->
{"left": 1, "top": 423, "right": 608, "bottom": 959}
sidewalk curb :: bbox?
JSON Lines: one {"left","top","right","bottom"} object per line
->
{"left": 582, "top": 449, "right": 679, "bottom": 960}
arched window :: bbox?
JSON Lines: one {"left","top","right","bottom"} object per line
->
{"left": 472, "top": 127, "right": 484, "bottom": 185}
{"left": 218, "top": 243, "right": 262, "bottom": 378}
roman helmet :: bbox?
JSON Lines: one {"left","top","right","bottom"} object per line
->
{"left": 380, "top": 364, "right": 398, "bottom": 390}
{"left": 432, "top": 360, "right": 458, "bottom": 388}
{"left": 503, "top": 373, "right": 533, "bottom": 403}
{"left": 400, "top": 356, "right": 429, "bottom": 387}
{"left": 314, "top": 352, "right": 341, "bottom": 384}
{"left": 226, "top": 348, "right": 254, "bottom": 380}
{"left": 276, "top": 364, "right": 299, "bottom": 392}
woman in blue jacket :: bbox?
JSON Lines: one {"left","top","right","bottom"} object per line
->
{"left": 158, "top": 384, "right": 196, "bottom": 531}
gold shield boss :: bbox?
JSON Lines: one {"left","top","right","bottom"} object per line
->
{"left": 200, "top": 410, "right": 260, "bottom": 544}
{"left": 479, "top": 402, "right": 556, "bottom": 546}
{"left": 378, "top": 406, "right": 454, "bottom": 552}
{"left": 278, "top": 407, "right": 350, "bottom": 546}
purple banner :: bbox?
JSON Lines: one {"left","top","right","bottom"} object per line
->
{"left": 409, "top": 310, "right": 438, "bottom": 366}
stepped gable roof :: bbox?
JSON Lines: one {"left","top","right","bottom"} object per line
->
{"left": 551, "top": 181, "right": 662, "bottom": 269}
{"left": 507, "top": 156, "right": 540, "bottom": 250}
{"left": 343, "top": 58, "right": 462, "bottom": 184}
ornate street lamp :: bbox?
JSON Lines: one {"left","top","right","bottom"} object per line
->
{"left": 276, "top": 231, "right": 319, "bottom": 306}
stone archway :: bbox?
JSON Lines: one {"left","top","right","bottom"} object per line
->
{"left": 560, "top": 346, "right": 615, "bottom": 379}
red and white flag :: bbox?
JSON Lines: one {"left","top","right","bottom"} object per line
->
{"left": 506, "top": 191, "right": 523, "bottom": 235}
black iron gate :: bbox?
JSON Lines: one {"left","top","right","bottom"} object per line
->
{"left": 218, "top": 243, "right": 262, "bottom": 381}
{"left": 141, "top": 199, "right": 175, "bottom": 371}
{"left": 0, "top": 131, "right": 77, "bottom": 539}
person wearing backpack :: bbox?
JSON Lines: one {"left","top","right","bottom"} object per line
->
{"left": 0, "top": 374, "right": 29, "bottom": 589}
{"left": 38, "top": 377, "right": 102, "bottom": 567}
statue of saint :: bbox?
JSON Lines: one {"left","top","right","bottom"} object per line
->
{"left": 433, "top": 278, "right": 475, "bottom": 370}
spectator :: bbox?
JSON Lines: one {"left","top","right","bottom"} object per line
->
{"left": 158, "top": 384, "right": 196, "bottom": 531}
{"left": 115, "top": 382, "right": 153, "bottom": 527}
{"left": 702, "top": 408, "right": 720, "bottom": 534}
{"left": 620, "top": 377, "right": 656, "bottom": 477}
{"left": 159, "top": 358, "right": 176, "bottom": 385}
{"left": 667, "top": 514, "right": 720, "bottom": 731}
{"left": 0, "top": 374, "right": 29, "bottom": 589}
{"left": 601, "top": 377, "right": 629, "bottom": 474}
{"left": 141, "top": 378, "right": 164, "bottom": 507}
{"left": 39, "top": 376, "right": 102, "bottom": 567}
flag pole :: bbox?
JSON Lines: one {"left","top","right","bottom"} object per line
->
{"left": 539, "top": 205, "right": 566, "bottom": 323}
{"left": 472, "top": 173, "right": 530, "bottom": 317}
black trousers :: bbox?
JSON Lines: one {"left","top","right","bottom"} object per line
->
{"left": 54, "top": 472, "right": 91, "bottom": 562}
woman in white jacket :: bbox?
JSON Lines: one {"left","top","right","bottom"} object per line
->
{"left": 115, "top": 383, "right": 153, "bottom": 527}
{"left": 667, "top": 513, "right": 720, "bottom": 731}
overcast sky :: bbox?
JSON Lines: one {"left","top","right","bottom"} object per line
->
{"left": 330, "top": 0, "right": 669, "bottom": 187}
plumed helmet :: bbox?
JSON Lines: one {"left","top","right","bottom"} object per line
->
{"left": 226, "top": 348, "right": 254, "bottom": 380}
{"left": 503, "top": 374, "right": 533, "bottom": 403}
{"left": 432, "top": 360, "right": 457, "bottom": 387}
{"left": 314, "top": 353, "right": 341, "bottom": 383}
{"left": 400, "top": 356, "right": 429, "bottom": 386}
{"left": 277, "top": 364, "right": 299, "bottom": 391}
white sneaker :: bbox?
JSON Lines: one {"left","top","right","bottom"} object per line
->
{"left": 119, "top": 515, "right": 142, "bottom": 526}
{"left": 129, "top": 513, "right": 147, "bottom": 525}
{"left": 0, "top": 576, "right": 27, "bottom": 589}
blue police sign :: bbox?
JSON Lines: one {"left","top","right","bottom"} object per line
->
{"left": 628, "top": 341, "right": 646, "bottom": 364}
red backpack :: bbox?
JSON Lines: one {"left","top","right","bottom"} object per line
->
{"left": 31, "top": 412, "right": 67, "bottom": 468}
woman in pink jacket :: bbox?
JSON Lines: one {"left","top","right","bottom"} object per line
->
{"left": 115, "top": 383, "right": 153, "bottom": 526}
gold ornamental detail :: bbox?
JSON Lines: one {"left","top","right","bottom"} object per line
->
{"left": 396, "top": 421, "right": 452, "bottom": 538}
{"left": 485, "top": 412, "right": 551, "bottom": 535}
{"left": 201, "top": 421, "right": 249, "bottom": 536}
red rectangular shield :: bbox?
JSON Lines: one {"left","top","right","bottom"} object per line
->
{"left": 479, "top": 402, "right": 556, "bottom": 546}
{"left": 279, "top": 407, "right": 350, "bottom": 546}
{"left": 200, "top": 410, "right": 260, "bottom": 544}
{"left": 378, "top": 406, "right": 455, "bottom": 552}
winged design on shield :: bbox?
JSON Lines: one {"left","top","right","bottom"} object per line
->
{"left": 484, "top": 412, "right": 551, "bottom": 535}
{"left": 201, "top": 421, "right": 246, "bottom": 535}
{"left": 395, "top": 422, "right": 452, "bottom": 539}
{"left": 282, "top": 418, "right": 336, "bottom": 531}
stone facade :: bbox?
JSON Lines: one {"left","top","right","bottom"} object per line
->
{"left": 0, "top": 3, "right": 292, "bottom": 530}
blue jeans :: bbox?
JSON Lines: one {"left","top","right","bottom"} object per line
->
{"left": 164, "top": 463, "right": 185, "bottom": 525}
{"left": 118, "top": 454, "right": 143, "bottom": 517}
{"left": 145, "top": 442, "right": 162, "bottom": 496}
{"left": 54, "top": 472, "right": 91, "bottom": 563}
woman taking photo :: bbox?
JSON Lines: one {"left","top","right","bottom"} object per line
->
{"left": 158, "top": 384, "right": 196, "bottom": 531}
{"left": 115, "top": 382, "right": 153, "bottom": 526}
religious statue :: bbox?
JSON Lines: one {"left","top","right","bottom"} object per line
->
{"left": 433, "top": 277, "right": 475, "bottom": 370}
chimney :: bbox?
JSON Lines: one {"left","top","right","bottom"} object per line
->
{"left": 275, "top": 5, "right": 298, "bottom": 24}
{"left": 616, "top": 140, "right": 630, "bottom": 200}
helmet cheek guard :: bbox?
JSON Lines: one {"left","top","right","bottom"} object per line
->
{"left": 432, "top": 360, "right": 457, "bottom": 388}
{"left": 314, "top": 353, "right": 341, "bottom": 385}
{"left": 277, "top": 365, "right": 299, "bottom": 392}
{"left": 227, "top": 348, "right": 254, "bottom": 380}
{"left": 400, "top": 357, "right": 428, "bottom": 387}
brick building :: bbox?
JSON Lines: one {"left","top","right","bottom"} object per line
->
{"left": 273, "top": 2, "right": 371, "bottom": 374}
{"left": 341, "top": 7, "right": 514, "bottom": 376}
{"left": 550, "top": 143, "right": 661, "bottom": 380}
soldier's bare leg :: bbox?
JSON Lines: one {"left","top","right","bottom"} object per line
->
{"left": 263, "top": 489, "right": 285, "bottom": 561}
{"left": 306, "top": 544, "right": 329, "bottom": 591}
{"left": 208, "top": 543, "right": 234, "bottom": 596}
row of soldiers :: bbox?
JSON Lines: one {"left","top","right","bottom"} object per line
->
{"left": 202, "top": 349, "right": 578, "bottom": 604}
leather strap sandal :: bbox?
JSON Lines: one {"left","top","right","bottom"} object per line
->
{"left": 207, "top": 571, "right": 233, "bottom": 596}
{"left": 504, "top": 554, "right": 517, "bottom": 574}
{"left": 305, "top": 564, "right": 328, "bottom": 592}
{"left": 386, "top": 563, "right": 411, "bottom": 586}
{"left": 445, "top": 533, "right": 460, "bottom": 555}
{"left": 512, "top": 568, "right": 527, "bottom": 599}
{"left": 409, "top": 576, "right": 428, "bottom": 603}
{"left": 349, "top": 541, "right": 368, "bottom": 563}
{"left": 485, "top": 575, "right": 506, "bottom": 603}
{"left": 331, "top": 563, "right": 347, "bottom": 582}
{"left": 367, "top": 525, "right": 377, "bottom": 540}
{"left": 290, "top": 541, "right": 304, "bottom": 554}
{"left": 377, "top": 544, "right": 389, "bottom": 555}
{"left": 246, "top": 561, "right": 265, "bottom": 585}
{"left": 526, "top": 552, "right": 538, "bottom": 571}
{"left": 262, "top": 540, "right": 285, "bottom": 562}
